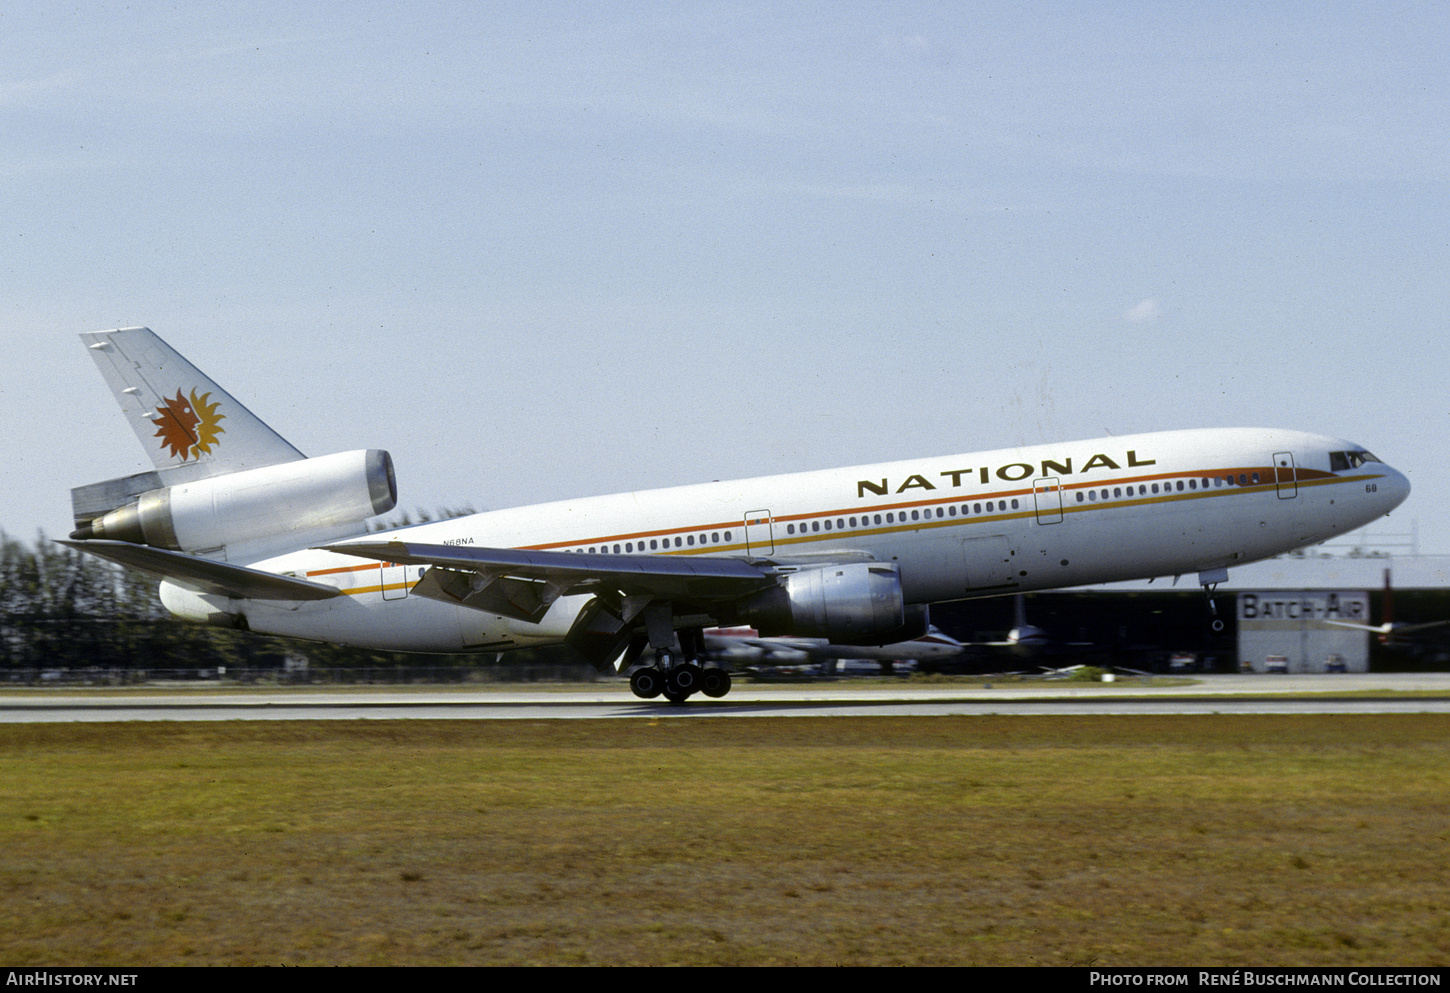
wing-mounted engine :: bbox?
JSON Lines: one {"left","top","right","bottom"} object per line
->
{"left": 736, "top": 562, "right": 928, "bottom": 645}
{"left": 70, "top": 449, "right": 397, "bottom": 557}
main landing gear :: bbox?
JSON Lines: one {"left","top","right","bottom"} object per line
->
{"left": 628, "top": 608, "right": 733, "bottom": 703}
{"left": 629, "top": 652, "right": 733, "bottom": 703}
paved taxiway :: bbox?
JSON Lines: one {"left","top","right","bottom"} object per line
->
{"left": 2, "top": 673, "right": 1449, "bottom": 722}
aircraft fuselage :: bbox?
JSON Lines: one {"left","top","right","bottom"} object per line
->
{"left": 162, "top": 426, "right": 1409, "bottom": 654}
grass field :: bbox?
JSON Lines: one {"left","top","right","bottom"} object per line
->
{"left": 2, "top": 714, "right": 1447, "bottom": 966}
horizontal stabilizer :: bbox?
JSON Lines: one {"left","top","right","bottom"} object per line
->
{"left": 57, "top": 539, "right": 341, "bottom": 601}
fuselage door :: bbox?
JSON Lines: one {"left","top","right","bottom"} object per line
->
{"left": 744, "top": 510, "right": 774, "bottom": 555}
{"left": 1032, "top": 477, "right": 1063, "bottom": 524}
{"left": 1273, "top": 452, "right": 1297, "bottom": 499}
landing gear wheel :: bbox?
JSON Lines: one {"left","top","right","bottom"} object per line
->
{"left": 663, "top": 688, "right": 690, "bottom": 705}
{"left": 700, "top": 667, "right": 732, "bottom": 699}
{"left": 629, "top": 667, "right": 664, "bottom": 699}
{"left": 666, "top": 663, "right": 702, "bottom": 698}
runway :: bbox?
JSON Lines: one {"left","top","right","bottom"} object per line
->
{"left": 3, "top": 673, "right": 1450, "bottom": 722}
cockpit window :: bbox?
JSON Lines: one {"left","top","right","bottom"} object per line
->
{"left": 1330, "top": 450, "right": 1382, "bottom": 471}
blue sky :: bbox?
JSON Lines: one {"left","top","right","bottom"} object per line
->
{"left": 5, "top": 3, "right": 1447, "bottom": 552}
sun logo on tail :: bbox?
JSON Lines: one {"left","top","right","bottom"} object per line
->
{"left": 153, "top": 389, "right": 225, "bottom": 461}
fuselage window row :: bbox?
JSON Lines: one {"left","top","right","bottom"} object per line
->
{"left": 782, "top": 498, "right": 1022, "bottom": 536}
{"left": 1073, "top": 473, "right": 1264, "bottom": 504}
{"left": 577, "top": 530, "right": 735, "bottom": 554}
{"left": 568, "top": 471, "right": 1274, "bottom": 552}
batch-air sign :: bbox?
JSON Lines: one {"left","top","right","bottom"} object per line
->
{"left": 1239, "top": 592, "right": 1368, "bottom": 623}
{"left": 1236, "top": 590, "right": 1371, "bottom": 673}
{"left": 857, "top": 450, "right": 1157, "bottom": 498}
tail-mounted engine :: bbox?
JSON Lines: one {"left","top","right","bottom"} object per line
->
{"left": 737, "top": 562, "right": 927, "bottom": 645}
{"left": 70, "top": 450, "right": 397, "bottom": 554}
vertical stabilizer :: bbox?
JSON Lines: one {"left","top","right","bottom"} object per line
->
{"left": 80, "top": 327, "right": 305, "bottom": 483}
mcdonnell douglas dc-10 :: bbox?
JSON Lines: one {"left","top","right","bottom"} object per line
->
{"left": 63, "top": 327, "right": 1410, "bottom": 702}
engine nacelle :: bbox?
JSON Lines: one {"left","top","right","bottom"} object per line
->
{"left": 71, "top": 450, "right": 396, "bottom": 553}
{"left": 738, "top": 562, "right": 921, "bottom": 644}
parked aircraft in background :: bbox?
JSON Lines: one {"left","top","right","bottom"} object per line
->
{"left": 700, "top": 625, "right": 967, "bottom": 673}
{"left": 1325, "top": 569, "right": 1450, "bottom": 645}
{"left": 914, "top": 594, "right": 1101, "bottom": 673}
{"left": 63, "top": 327, "right": 1410, "bottom": 702}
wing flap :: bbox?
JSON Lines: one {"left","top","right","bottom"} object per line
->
{"left": 58, "top": 539, "right": 341, "bottom": 601}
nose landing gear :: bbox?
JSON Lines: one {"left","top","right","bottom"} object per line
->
{"left": 1200, "top": 567, "right": 1230, "bottom": 636}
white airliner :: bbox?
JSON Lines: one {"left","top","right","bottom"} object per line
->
{"left": 62, "top": 327, "right": 1411, "bottom": 702}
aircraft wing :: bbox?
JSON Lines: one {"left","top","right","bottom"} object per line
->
{"left": 1324, "top": 619, "right": 1450, "bottom": 635}
{"left": 319, "top": 539, "right": 778, "bottom": 624}
{"left": 57, "top": 539, "right": 342, "bottom": 601}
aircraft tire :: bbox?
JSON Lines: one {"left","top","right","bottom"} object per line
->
{"left": 667, "top": 663, "right": 702, "bottom": 697}
{"left": 701, "top": 667, "right": 732, "bottom": 698}
{"left": 630, "top": 667, "right": 665, "bottom": 699}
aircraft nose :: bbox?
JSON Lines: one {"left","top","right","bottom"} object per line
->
{"left": 1378, "top": 463, "right": 1411, "bottom": 513}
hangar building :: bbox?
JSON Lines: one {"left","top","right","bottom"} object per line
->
{"left": 929, "top": 544, "right": 1450, "bottom": 674}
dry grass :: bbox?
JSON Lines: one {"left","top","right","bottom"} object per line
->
{"left": 1, "top": 715, "right": 1447, "bottom": 966}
